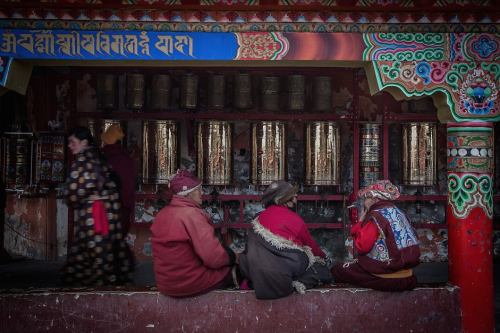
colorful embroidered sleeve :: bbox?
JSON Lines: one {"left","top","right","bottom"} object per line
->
{"left": 352, "top": 219, "right": 379, "bottom": 254}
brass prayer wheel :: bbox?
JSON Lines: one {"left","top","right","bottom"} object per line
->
{"left": 151, "top": 74, "right": 172, "bottom": 110}
{"left": 312, "top": 76, "right": 333, "bottom": 111}
{"left": 197, "top": 121, "right": 233, "bottom": 185}
{"left": 360, "top": 124, "right": 381, "bottom": 189}
{"left": 180, "top": 73, "right": 199, "bottom": 109}
{"left": 126, "top": 73, "right": 146, "bottom": 109}
{"left": 96, "top": 74, "right": 119, "bottom": 110}
{"left": 260, "top": 76, "right": 279, "bottom": 111}
{"left": 401, "top": 122, "right": 437, "bottom": 186}
{"left": 287, "top": 74, "right": 305, "bottom": 111}
{"left": 304, "top": 122, "right": 340, "bottom": 185}
{"left": 207, "top": 74, "right": 226, "bottom": 110}
{"left": 142, "top": 120, "right": 179, "bottom": 184}
{"left": 5, "top": 137, "right": 31, "bottom": 184}
{"left": 87, "top": 119, "right": 126, "bottom": 147}
{"left": 233, "top": 73, "right": 253, "bottom": 109}
{"left": 251, "top": 121, "right": 287, "bottom": 185}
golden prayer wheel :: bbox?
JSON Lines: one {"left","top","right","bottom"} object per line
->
{"left": 96, "top": 74, "right": 119, "bottom": 110}
{"left": 260, "top": 76, "right": 279, "bottom": 111}
{"left": 142, "top": 120, "right": 179, "bottom": 184}
{"left": 359, "top": 124, "right": 381, "bottom": 189}
{"left": 287, "top": 74, "right": 305, "bottom": 111}
{"left": 126, "top": 73, "right": 146, "bottom": 109}
{"left": 251, "top": 121, "right": 287, "bottom": 185}
{"left": 87, "top": 119, "right": 126, "bottom": 147}
{"left": 312, "top": 76, "right": 333, "bottom": 111}
{"left": 5, "top": 138, "right": 31, "bottom": 184}
{"left": 401, "top": 122, "right": 437, "bottom": 186}
{"left": 197, "top": 121, "right": 233, "bottom": 185}
{"left": 233, "top": 73, "right": 253, "bottom": 109}
{"left": 180, "top": 73, "right": 199, "bottom": 109}
{"left": 304, "top": 122, "right": 340, "bottom": 185}
{"left": 207, "top": 74, "right": 226, "bottom": 110}
{"left": 151, "top": 74, "right": 172, "bottom": 110}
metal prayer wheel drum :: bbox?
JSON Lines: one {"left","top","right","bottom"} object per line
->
{"left": 359, "top": 124, "right": 381, "bottom": 189}
{"left": 287, "top": 75, "right": 305, "bottom": 111}
{"left": 96, "top": 74, "right": 119, "bottom": 110}
{"left": 142, "top": 120, "right": 179, "bottom": 184}
{"left": 207, "top": 74, "right": 226, "bottom": 110}
{"left": 250, "top": 122, "right": 287, "bottom": 185}
{"left": 233, "top": 73, "right": 253, "bottom": 109}
{"left": 401, "top": 122, "right": 437, "bottom": 186}
{"left": 260, "top": 76, "right": 279, "bottom": 111}
{"left": 151, "top": 75, "right": 172, "bottom": 110}
{"left": 180, "top": 73, "right": 199, "bottom": 109}
{"left": 126, "top": 73, "right": 146, "bottom": 109}
{"left": 5, "top": 138, "right": 31, "bottom": 184}
{"left": 304, "top": 122, "right": 340, "bottom": 185}
{"left": 312, "top": 76, "right": 333, "bottom": 111}
{"left": 87, "top": 119, "right": 126, "bottom": 147}
{"left": 197, "top": 121, "right": 233, "bottom": 185}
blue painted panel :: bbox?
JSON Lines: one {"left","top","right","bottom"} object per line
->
{"left": 0, "top": 30, "right": 238, "bottom": 60}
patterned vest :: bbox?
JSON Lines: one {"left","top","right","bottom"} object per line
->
{"left": 365, "top": 206, "right": 419, "bottom": 263}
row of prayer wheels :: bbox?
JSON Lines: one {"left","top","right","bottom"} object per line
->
{"left": 89, "top": 120, "right": 438, "bottom": 187}
{"left": 142, "top": 120, "right": 341, "bottom": 185}
{"left": 96, "top": 73, "right": 335, "bottom": 111}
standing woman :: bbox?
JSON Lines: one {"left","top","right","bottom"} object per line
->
{"left": 60, "top": 126, "right": 133, "bottom": 286}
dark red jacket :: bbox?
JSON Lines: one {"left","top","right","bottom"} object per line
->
{"left": 150, "top": 195, "right": 231, "bottom": 297}
{"left": 102, "top": 143, "right": 136, "bottom": 233}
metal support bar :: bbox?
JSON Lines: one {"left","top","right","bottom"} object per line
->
{"left": 184, "top": 118, "right": 195, "bottom": 157}
{"left": 76, "top": 112, "right": 354, "bottom": 121}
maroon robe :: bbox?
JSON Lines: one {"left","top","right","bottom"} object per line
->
{"left": 102, "top": 143, "right": 136, "bottom": 235}
{"left": 331, "top": 201, "right": 420, "bottom": 292}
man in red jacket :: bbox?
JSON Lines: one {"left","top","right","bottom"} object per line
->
{"left": 151, "top": 169, "right": 239, "bottom": 298}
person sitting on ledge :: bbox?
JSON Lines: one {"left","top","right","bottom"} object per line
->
{"left": 330, "top": 180, "right": 421, "bottom": 292}
{"left": 239, "top": 180, "right": 333, "bottom": 300}
{"left": 150, "top": 169, "right": 240, "bottom": 298}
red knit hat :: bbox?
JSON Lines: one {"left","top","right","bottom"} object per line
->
{"left": 168, "top": 169, "right": 202, "bottom": 196}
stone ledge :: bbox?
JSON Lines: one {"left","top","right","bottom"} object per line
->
{"left": 0, "top": 284, "right": 462, "bottom": 333}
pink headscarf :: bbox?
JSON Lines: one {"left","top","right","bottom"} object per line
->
{"left": 357, "top": 180, "right": 400, "bottom": 201}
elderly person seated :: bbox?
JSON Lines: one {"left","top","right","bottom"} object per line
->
{"left": 330, "top": 180, "right": 421, "bottom": 292}
{"left": 151, "top": 169, "right": 239, "bottom": 298}
{"left": 239, "top": 180, "right": 332, "bottom": 300}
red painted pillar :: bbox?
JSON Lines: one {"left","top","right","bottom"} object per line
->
{"left": 447, "top": 121, "right": 494, "bottom": 333}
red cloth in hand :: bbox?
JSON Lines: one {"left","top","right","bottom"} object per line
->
{"left": 92, "top": 200, "right": 109, "bottom": 236}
